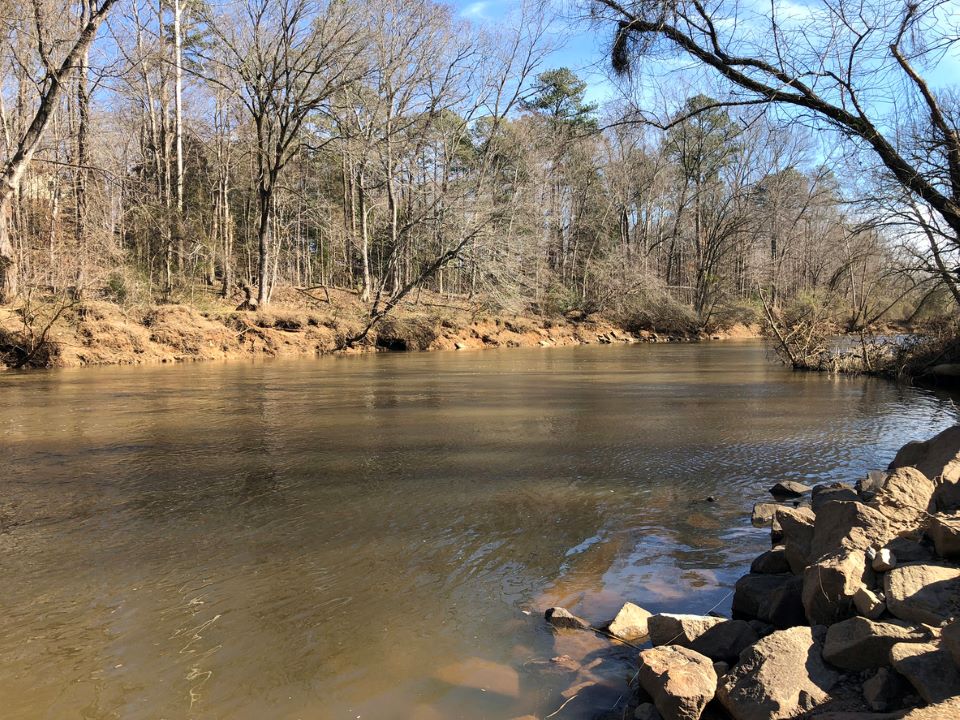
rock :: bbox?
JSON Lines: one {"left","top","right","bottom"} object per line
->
{"left": 454, "top": 342, "right": 467, "bottom": 350}
{"left": 769, "top": 481, "right": 812, "bottom": 498}
{"left": 857, "top": 470, "right": 890, "bottom": 496}
{"left": 771, "top": 513, "right": 785, "bottom": 544}
{"left": 733, "top": 575, "right": 783, "bottom": 622}
{"left": 901, "top": 695, "right": 960, "bottom": 718}
{"left": 870, "top": 467, "right": 936, "bottom": 531}
{"left": 648, "top": 614, "right": 724, "bottom": 647}
{"left": 716, "top": 626, "right": 838, "bottom": 720}
{"left": 803, "top": 549, "right": 871, "bottom": 625}
{"left": 884, "top": 563, "right": 960, "bottom": 625}
{"left": 690, "top": 620, "right": 760, "bottom": 665}
{"left": 812, "top": 483, "right": 858, "bottom": 511}
{"left": 932, "top": 480, "right": 960, "bottom": 513}
{"left": 889, "top": 425, "right": 960, "bottom": 483}
{"left": 752, "top": 502, "right": 782, "bottom": 527}
{"left": 648, "top": 614, "right": 759, "bottom": 664}
{"left": 607, "top": 602, "right": 653, "bottom": 641}
{"left": 712, "top": 661, "right": 728, "bottom": 678}
{"left": 767, "top": 575, "right": 806, "bottom": 628}
{"left": 775, "top": 506, "right": 816, "bottom": 574}
{"left": 941, "top": 619, "right": 960, "bottom": 668}
{"left": 862, "top": 667, "right": 911, "bottom": 712}
{"left": 854, "top": 586, "right": 886, "bottom": 620}
{"left": 689, "top": 621, "right": 760, "bottom": 664}
{"left": 751, "top": 546, "right": 791, "bottom": 575}
{"left": 890, "top": 641, "right": 960, "bottom": 704}
{"left": 809, "top": 501, "right": 892, "bottom": 561}
{"left": 545, "top": 607, "right": 591, "bottom": 630}
{"left": 926, "top": 514, "right": 960, "bottom": 559}
{"left": 634, "top": 703, "right": 663, "bottom": 720}
{"left": 872, "top": 548, "right": 897, "bottom": 572}
{"left": 637, "top": 645, "right": 717, "bottom": 720}
{"left": 884, "top": 537, "right": 935, "bottom": 564}
{"left": 732, "top": 573, "right": 805, "bottom": 629}
{"left": 747, "top": 619, "right": 774, "bottom": 638}
{"left": 823, "top": 616, "right": 930, "bottom": 670}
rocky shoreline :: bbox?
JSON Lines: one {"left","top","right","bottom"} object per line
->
{"left": 540, "top": 426, "right": 960, "bottom": 719}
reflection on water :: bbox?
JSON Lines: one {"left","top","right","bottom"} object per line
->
{"left": 0, "top": 342, "right": 956, "bottom": 719}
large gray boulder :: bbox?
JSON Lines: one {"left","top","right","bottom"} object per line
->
{"left": 648, "top": 614, "right": 722, "bottom": 646}
{"left": 862, "top": 667, "right": 910, "bottom": 712}
{"left": 648, "top": 614, "right": 758, "bottom": 664}
{"left": 926, "top": 513, "right": 960, "bottom": 559}
{"left": 733, "top": 573, "right": 805, "bottom": 629}
{"left": 637, "top": 645, "right": 717, "bottom": 720}
{"left": 809, "top": 501, "right": 891, "bottom": 560}
{"left": 812, "top": 483, "right": 858, "bottom": 511}
{"left": 890, "top": 641, "right": 960, "bottom": 704}
{"left": 933, "top": 480, "right": 960, "bottom": 514}
{"left": 870, "top": 467, "right": 936, "bottom": 532}
{"left": 856, "top": 470, "right": 890, "bottom": 497}
{"left": 884, "top": 562, "right": 960, "bottom": 625}
{"left": 822, "top": 616, "right": 930, "bottom": 670}
{"left": 769, "top": 481, "right": 812, "bottom": 498}
{"left": 751, "top": 546, "right": 791, "bottom": 575}
{"left": 717, "top": 626, "right": 838, "bottom": 720}
{"left": 803, "top": 549, "right": 871, "bottom": 625}
{"left": 901, "top": 696, "right": 960, "bottom": 718}
{"left": 685, "top": 622, "right": 757, "bottom": 667}
{"left": 943, "top": 619, "right": 960, "bottom": 669}
{"left": 766, "top": 575, "right": 806, "bottom": 629}
{"left": 884, "top": 536, "right": 936, "bottom": 564}
{"left": 606, "top": 602, "right": 652, "bottom": 641}
{"left": 775, "top": 506, "right": 816, "bottom": 574}
{"left": 889, "top": 425, "right": 960, "bottom": 483}
{"left": 752, "top": 502, "right": 782, "bottom": 527}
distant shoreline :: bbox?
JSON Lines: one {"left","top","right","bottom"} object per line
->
{"left": 0, "top": 289, "right": 761, "bottom": 372}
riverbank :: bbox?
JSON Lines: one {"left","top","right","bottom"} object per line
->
{"left": 541, "top": 426, "right": 960, "bottom": 719}
{"left": 0, "top": 287, "right": 759, "bottom": 370}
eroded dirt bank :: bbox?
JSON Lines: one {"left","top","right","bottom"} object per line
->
{"left": 0, "top": 287, "right": 759, "bottom": 370}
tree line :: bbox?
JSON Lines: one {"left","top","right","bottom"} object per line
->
{"left": 1, "top": 0, "right": 955, "bottom": 336}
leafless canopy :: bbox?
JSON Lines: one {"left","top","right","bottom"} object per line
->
{"left": 592, "top": 0, "right": 960, "bottom": 301}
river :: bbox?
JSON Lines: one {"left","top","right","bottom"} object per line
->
{"left": 1, "top": 341, "right": 957, "bottom": 719}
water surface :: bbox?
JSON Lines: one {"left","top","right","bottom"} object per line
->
{"left": 1, "top": 342, "right": 956, "bottom": 719}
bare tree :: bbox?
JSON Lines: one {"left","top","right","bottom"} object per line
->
{"left": 205, "top": 0, "right": 363, "bottom": 307}
{"left": 0, "top": 0, "right": 118, "bottom": 303}
{"left": 591, "top": 0, "right": 960, "bottom": 308}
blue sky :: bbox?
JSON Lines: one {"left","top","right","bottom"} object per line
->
{"left": 450, "top": 0, "right": 960, "bottom": 108}
{"left": 451, "top": 0, "right": 616, "bottom": 104}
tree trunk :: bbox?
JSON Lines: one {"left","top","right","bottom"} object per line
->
{"left": 173, "top": 0, "right": 185, "bottom": 276}
{"left": 0, "top": 0, "right": 117, "bottom": 303}
{"left": 75, "top": 0, "right": 92, "bottom": 295}
{"left": 358, "top": 171, "right": 371, "bottom": 302}
{"left": 256, "top": 186, "right": 271, "bottom": 306}
{"left": 0, "top": 193, "right": 16, "bottom": 303}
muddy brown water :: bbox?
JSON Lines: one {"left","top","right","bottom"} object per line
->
{"left": 1, "top": 342, "right": 957, "bottom": 719}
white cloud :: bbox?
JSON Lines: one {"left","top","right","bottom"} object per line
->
{"left": 460, "top": 1, "right": 492, "bottom": 20}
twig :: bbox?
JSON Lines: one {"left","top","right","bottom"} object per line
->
{"left": 544, "top": 694, "right": 579, "bottom": 718}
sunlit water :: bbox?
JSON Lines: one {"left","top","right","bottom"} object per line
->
{"left": 1, "top": 342, "right": 957, "bottom": 719}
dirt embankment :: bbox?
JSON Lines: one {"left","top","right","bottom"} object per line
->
{"left": 0, "top": 287, "right": 760, "bottom": 370}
